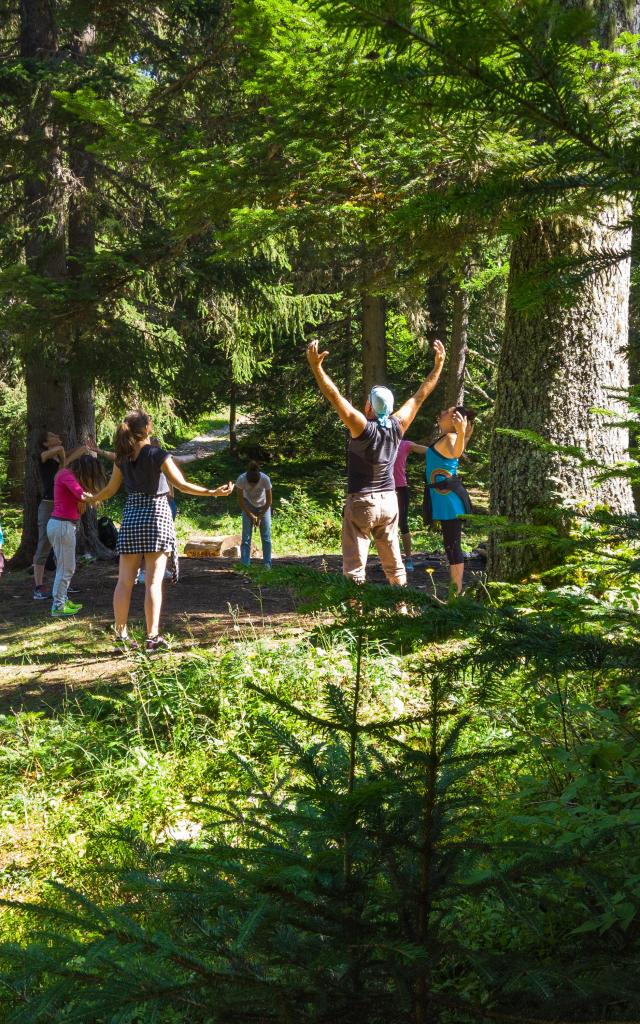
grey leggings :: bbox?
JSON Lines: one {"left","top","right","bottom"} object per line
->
{"left": 46, "top": 519, "right": 77, "bottom": 610}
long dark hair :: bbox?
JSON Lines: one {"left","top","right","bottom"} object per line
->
{"left": 455, "top": 405, "right": 476, "bottom": 423}
{"left": 115, "top": 410, "right": 151, "bottom": 462}
{"left": 66, "top": 455, "right": 106, "bottom": 494}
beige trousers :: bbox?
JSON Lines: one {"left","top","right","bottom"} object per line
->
{"left": 342, "top": 491, "right": 406, "bottom": 586}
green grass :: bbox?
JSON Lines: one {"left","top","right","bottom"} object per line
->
{"left": 0, "top": 633, "right": 404, "bottom": 930}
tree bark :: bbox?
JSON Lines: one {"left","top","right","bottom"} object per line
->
{"left": 11, "top": 0, "right": 76, "bottom": 568}
{"left": 12, "top": 362, "right": 75, "bottom": 567}
{"left": 229, "top": 379, "right": 238, "bottom": 456}
{"left": 489, "top": 206, "right": 634, "bottom": 580}
{"left": 361, "top": 293, "right": 387, "bottom": 403}
{"left": 344, "top": 311, "right": 353, "bottom": 472}
{"left": 5, "top": 432, "right": 26, "bottom": 501}
{"left": 426, "top": 272, "right": 449, "bottom": 347}
{"left": 445, "top": 281, "right": 469, "bottom": 408}
{"left": 628, "top": 243, "right": 640, "bottom": 512}
{"left": 68, "top": 24, "right": 97, "bottom": 449}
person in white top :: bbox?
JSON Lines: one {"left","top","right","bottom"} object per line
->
{"left": 236, "top": 461, "right": 273, "bottom": 568}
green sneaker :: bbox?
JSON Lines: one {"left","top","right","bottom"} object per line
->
{"left": 51, "top": 601, "right": 83, "bottom": 617}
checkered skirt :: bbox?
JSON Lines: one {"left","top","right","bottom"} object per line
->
{"left": 116, "top": 492, "right": 179, "bottom": 583}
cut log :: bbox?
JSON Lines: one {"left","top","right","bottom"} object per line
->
{"left": 183, "top": 534, "right": 258, "bottom": 559}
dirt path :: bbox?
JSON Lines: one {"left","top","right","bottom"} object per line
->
{"left": 0, "top": 552, "right": 485, "bottom": 712}
{"left": 172, "top": 414, "right": 252, "bottom": 457}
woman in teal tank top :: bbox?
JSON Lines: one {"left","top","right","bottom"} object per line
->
{"left": 424, "top": 406, "right": 476, "bottom": 594}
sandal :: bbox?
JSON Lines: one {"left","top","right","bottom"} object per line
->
{"left": 146, "top": 635, "right": 170, "bottom": 654}
{"left": 113, "top": 629, "right": 140, "bottom": 652}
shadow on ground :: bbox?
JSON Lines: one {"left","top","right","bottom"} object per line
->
{"left": 0, "top": 552, "right": 485, "bottom": 712}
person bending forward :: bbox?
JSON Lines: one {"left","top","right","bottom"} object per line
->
{"left": 306, "top": 339, "right": 446, "bottom": 586}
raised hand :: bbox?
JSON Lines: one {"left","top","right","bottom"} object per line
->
{"left": 306, "top": 339, "right": 329, "bottom": 372}
{"left": 432, "top": 339, "right": 446, "bottom": 368}
{"left": 451, "top": 409, "right": 467, "bottom": 434}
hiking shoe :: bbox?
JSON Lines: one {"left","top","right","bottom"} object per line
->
{"left": 405, "top": 558, "right": 414, "bottom": 572}
{"left": 146, "top": 635, "right": 170, "bottom": 654}
{"left": 33, "top": 585, "right": 49, "bottom": 600}
{"left": 113, "top": 630, "right": 140, "bottom": 652}
{"left": 51, "top": 601, "right": 83, "bottom": 617}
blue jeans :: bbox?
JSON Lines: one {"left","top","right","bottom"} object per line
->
{"left": 241, "top": 508, "right": 272, "bottom": 567}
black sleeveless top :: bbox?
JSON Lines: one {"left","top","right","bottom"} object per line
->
{"left": 118, "top": 445, "right": 170, "bottom": 496}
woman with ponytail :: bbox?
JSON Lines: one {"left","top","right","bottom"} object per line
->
{"left": 92, "top": 410, "right": 234, "bottom": 652}
{"left": 306, "top": 338, "right": 446, "bottom": 587}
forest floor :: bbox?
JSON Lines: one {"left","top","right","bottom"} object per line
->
{"left": 0, "top": 551, "right": 485, "bottom": 712}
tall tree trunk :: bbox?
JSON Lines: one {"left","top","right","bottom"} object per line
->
{"left": 489, "top": 0, "right": 638, "bottom": 581}
{"left": 13, "top": 363, "right": 75, "bottom": 567}
{"left": 229, "top": 379, "right": 238, "bottom": 456}
{"left": 68, "top": 22, "right": 97, "bottom": 449}
{"left": 489, "top": 206, "right": 634, "bottom": 581}
{"left": 426, "top": 272, "right": 449, "bottom": 348}
{"left": 65, "top": 23, "right": 113, "bottom": 560}
{"left": 361, "top": 293, "right": 387, "bottom": 403}
{"left": 72, "top": 382, "right": 96, "bottom": 444}
{"left": 5, "top": 432, "right": 26, "bottom": 501}
{"left": 445, "top": 281, "right": 469, "bottom": 408}
{"left": 344, "top": 310, "right": 353, "bottom": 472}
{"left": 628, "top": 229, "right": 640, "bottom": 512}
{"left": 11, "top": 0, "right": 75, "bottom": 568}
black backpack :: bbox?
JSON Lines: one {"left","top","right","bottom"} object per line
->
{"left": 98, "top": 516, "right": 119, "bottom": 549}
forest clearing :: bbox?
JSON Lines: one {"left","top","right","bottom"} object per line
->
{"left": 1, "top": 0, "right": 640, "bottom": 1021}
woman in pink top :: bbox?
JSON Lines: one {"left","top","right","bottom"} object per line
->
{"left": 46, "top": 455, "right": 104, "bottom": 617}
{"left": 393, "top": 438, "right": 427, "bottom": 571}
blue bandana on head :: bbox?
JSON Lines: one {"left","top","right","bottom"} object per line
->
{"left": 369, "top": 386, "right": 395, "bottom": 428}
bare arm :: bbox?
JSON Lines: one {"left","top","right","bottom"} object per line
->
{"left": 64, "top": 444, "right": 91, "bottom": 465}
{"left": 237, "top": 489, "right": 257, "bottom": 522}
{"left": 257, "top": 489, "right": 272, "bottom": 521}
{"left": 163, "top": 456, "right": 233, "bottom": 497}
{"left": 409, "top": 442, "right": 428, "bottom": 456}
{"left": 394, "top": 341, "right": 446, "bottom": 433}
{"left": 40, "top": 445, "right": 65, "bottom": 463}
{"left": 306, "top": 341, "right": 367, "bottom": 439}
{"left": 436, "top": 413, "right": 468, "bottom": 459}
{"left": 89, "top": 464, "right": 124, "bottom": 503}
{"left": 173, "top": 447, "right": 207, "bottom": 465}
{"left": 96, "top": 447, "right": 117, "bottom": 463}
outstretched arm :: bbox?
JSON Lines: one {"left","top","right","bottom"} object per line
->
{"left": 88, "top": 464, "right": 124, "bottom": 503}
{"left": 94, "top": 446, "right": 117, "bottom": 463}
{"left": 163, "top": 457, "right": 234, "bottom": 497}
{"left": 409, "top": 442, "right": 428, "bottom": 456}
{"left": 173, "top": 447, "right": 208, "bottom": 465}
{"left": 394, "top": 341, "right": 446, "bottom": 433}
{"left": 65, "top": 444, "right": 92, "bottom": 465}
{"left": 306, "top": 341, "right": 367, "bottom": 439}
